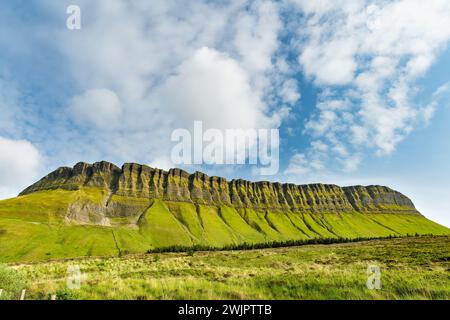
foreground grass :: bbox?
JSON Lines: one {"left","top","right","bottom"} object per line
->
{"left": 9, "top": 236, "right": 450, "bottom": 300}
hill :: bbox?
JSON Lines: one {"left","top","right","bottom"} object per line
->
{"left": 0, "top": 161, "right": 448, "bottom": 262}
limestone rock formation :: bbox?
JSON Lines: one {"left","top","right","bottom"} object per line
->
{"left": 20, "top": 161, "right": 418, "bottom": 215}
{"left": 3, "top": 161, "right": 446, "bottom": 262}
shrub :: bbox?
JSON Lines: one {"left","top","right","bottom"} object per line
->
{"left": 54, "top": 288, "right": 81, "bottom": 300}
{"left": 0, "top": 264, "right": 27, "bottom": 300}
{"left": 119, "top": 250, "right": 130, "bottom": 257}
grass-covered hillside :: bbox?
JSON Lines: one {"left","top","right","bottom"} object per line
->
{"left": 0, "top": 188, "right": 448, "bottom": 263}
{"left": 7, "top": 236, "right": 450, "bottom": 300}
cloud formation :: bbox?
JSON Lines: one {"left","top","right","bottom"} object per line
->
{"left": 0, "top": 0, "right": 449, "bottom": 193}
{"left": 286, "top": 0, "right": 450, "bottom": 175}
{"left": 158, "top": 47, "right": 274, "bottom": 130}
{"left": 38, "top": 0, "right": 290, "bottom": 170}
{"left": 0, "top": 137, "right": 42, "bottom": 199}
{"left": 69, "top": 89, "right": 122, "bottom": 129}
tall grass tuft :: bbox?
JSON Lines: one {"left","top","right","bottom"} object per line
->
{"left": 0, "top": 264, "right": 27, "bottom": 300}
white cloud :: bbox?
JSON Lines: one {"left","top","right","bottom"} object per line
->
{"left": 332, "top": 143, "right": 349, "bottom": 158}
{"left": 305, "top": 109, "right": 338, "bottom": 136}
{"left": 68, "top": 89, "right": 122, "bottom": 129}
{"left": 280, "top": 79, "right": 301, "bottom": 104}
{"left": 33, "top": 0, "right": 288, "bottom": 172}
{"left": 0, "top": 80, "right": 20, "bottom": 135}
{"left": 234, "top": 0, "right": 281, "bottom": 75}
{"left": 341, "top": 154, "right": 362, "bottom": 173}
{"left": 0, "top": 79, "right": 36, "bottom": 139}
{"left": 284, "top": 153, "right": 309, "bottom": 175}
{"left": 292, "top": 0, "right": 450, "bottom": 173}
{"left": 0, "top": 137, "right": 42, "bottom": 199}
{"left": 299, "top": 38, "right": 358, "bottom": 86}
{"left": 311, "top": 140, "right": 328, "bottom": 152}
{"left": 158, "top": 47, "right": 274, "bottom": 130}
{"left": 422, "top": 83, "right": 450, "bottom": 124}
{"left": 284, "top": 152, "right": 325, "bottom": 176}
{"left": 290, "top": 0, "right": 363, "bottom": 16}
{"left": 350, "top": 125, "right": 369, "bottom": 146}
{"left": 148, "top": 156, "right": 174, "bottom": 171}
{"left": 1, "top": 0, "right": 449, "bottom": 188}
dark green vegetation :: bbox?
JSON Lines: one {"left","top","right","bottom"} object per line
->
{"left": 147, "top": 234, "right": 430, "bottom": 253}
{"left": 0, "top": 161, "right": 449, "bottom": 262}
{"left": 0, "top": 264, "right": 27, "bottom": 300}
{"left": 9, "top": 236, "right": 450, "bottom": 300}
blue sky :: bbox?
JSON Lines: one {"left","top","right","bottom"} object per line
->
{"left": 1, "top": 0, "right": 450, "bottom": 227}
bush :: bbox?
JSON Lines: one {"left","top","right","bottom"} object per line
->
{"left": 0, "top": 264, "right": 27, "bottom": 300}
{"left": 119, "top": 250, "right": 130, "bottom": 257}
{"left": 54, "top": 288, "right": 81, "bottom": 300}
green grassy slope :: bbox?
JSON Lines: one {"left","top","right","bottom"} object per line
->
{"left": 14, "top": 236, "right": 450, "bottom": 300}
{"left": 0, "top": 189, "right": 449, "bottom": 263}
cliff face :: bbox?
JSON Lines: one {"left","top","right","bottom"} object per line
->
{"left": 4, "top": 161, "right": 448, "bottom": 262}
{"left": 20, "top": 161, "right": 418, "bottom": 214}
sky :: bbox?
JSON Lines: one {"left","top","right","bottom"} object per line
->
{"left": 0, "top": 0, "right": 450, "bottom": 227}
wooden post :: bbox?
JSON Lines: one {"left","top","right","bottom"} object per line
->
{"left": 0, "top": 289, "right": 3, "bottom": 298}
{"left": 20, "top": 289, "right": 26, "bottom": 300}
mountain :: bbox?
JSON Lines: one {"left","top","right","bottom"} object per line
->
{"left": 0, "top": 161, "right": 448, "bottom": 262}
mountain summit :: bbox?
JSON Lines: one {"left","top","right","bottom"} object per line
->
{"left": 0, "top": 161, "right": 448, "bottom": 262}
{"left": 21, "top": 161, "right": 417, "bottom": 214}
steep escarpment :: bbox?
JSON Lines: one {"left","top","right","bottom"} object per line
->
{"left": 1, "top": 161, "right": 448, "bottom": 262}
{"left": 20, "top": 161, "right": 417, "bottom": 214}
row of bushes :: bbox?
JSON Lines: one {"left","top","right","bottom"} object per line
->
{"left": 147, "top": 233, "right": 433, "bottom": 254}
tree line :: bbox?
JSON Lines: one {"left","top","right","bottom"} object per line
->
{"left": 147, "top": 233, "right": 433, "bottom": 254}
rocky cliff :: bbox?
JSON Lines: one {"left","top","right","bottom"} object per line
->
{"left": 3, "top": 161, "right": 448, "bottom": 262}
{"left": 20, "top": 161, "right": 418, "bottom": 214}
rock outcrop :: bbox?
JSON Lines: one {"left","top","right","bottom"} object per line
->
{"left": 3, "top": 162, "right": 448, "bottom": 262}
{"left": 20, "top": 161, "right": 418, "bottom": 214}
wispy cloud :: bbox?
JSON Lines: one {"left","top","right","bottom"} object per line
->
{"left": 286, "top": 0, "right": 450, "bottom": 175}
{"left": 43, "top": 0, "right": 293, "bottom": 167}
{"left": 1, "top": 0, "right": 450, "bottom": 200}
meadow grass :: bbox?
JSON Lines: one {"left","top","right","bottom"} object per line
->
{"left": 8, "top": 235, "right": 450, "bottom": 300}
{"left": 1, "top": 189, "right": 449, "bottom": 263}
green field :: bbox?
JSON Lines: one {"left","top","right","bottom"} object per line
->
{"left": 1, "top": 189, "right": 449, "bottom": 263}
{"left": 2, "top": 236, "right": 448, "bottom": 300}
{"left": 1, "top": 187, "right": 449, "bottom": 300}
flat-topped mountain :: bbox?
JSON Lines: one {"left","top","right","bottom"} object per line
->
{"left": 0, "top": 161, "right": 448, "bottom": 262}
{"left": 21, "top": 161, "right": 417, "bottom": 214}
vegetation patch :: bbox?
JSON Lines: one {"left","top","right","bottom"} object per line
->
{"left": 0, "top": 264, "right": 27, "bottom": 300}
{"left": 11, "top": 236, "right": 450, "bottom": 300}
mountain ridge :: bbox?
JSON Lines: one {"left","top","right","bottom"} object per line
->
{"left": 1, "top": 161, "right": 448, "bottom": 263}
{"left": 20, "top": 161, "right": 418, "bottom": 214}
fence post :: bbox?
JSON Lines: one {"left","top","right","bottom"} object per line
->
{"left": 20, "top": 289, "right": 26, "bottom": 300}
